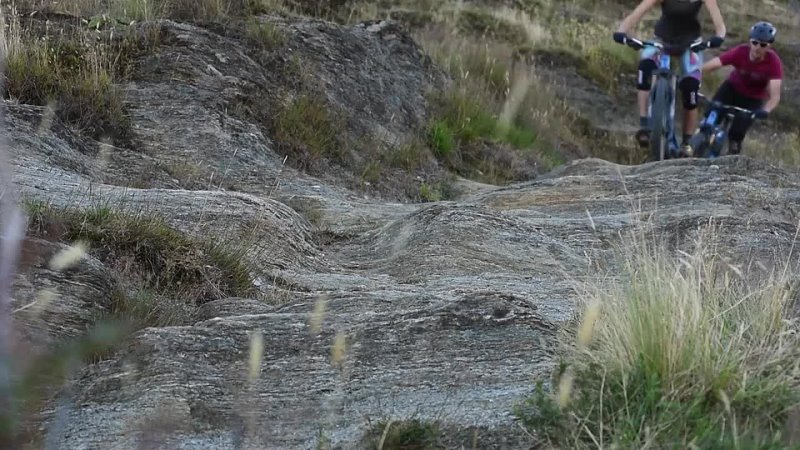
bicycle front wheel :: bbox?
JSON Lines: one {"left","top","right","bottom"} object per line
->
{"left": 649, "top": 77, "right": 671, "bottom": 162}
{"left": 689, "top": 131, "right": 709, "bottom": 158}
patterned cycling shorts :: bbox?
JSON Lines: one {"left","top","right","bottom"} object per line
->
{"left": 639, "top": 37, "right": 704, "bottom": 81}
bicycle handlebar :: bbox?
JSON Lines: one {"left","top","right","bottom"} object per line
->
{"left": 715, "top": 104, "right": 755, "bottom": 116}
{"left": 621, "top": 37, "right": 658, "bottom": 50}
{"left": 621, "top": 37, "right": 710, "bottom": 53}
{"left": 697, "top": 93, "right": 758, "bottom": 117}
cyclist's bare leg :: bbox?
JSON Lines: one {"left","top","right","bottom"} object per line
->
{"left": 636, "top": 49, "right": 659, "bottom": 147}
{"left": 638, "top": 90, "right": 649, "bottom": 117}
{"left": 678, "top": 48, "right": 703, "bottom": 154}
{"left": 634, "top": 90, "right": 652, "bottom": 147}
{"left": 683, "top": 108, "right": 698, "bottom": 138}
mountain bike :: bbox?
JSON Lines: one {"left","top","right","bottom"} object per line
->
{"left": 687, "top": 93, "right": 760, "bottom": 158}
{"left": 619, "top": 37, "right": 712, "bottom": 162}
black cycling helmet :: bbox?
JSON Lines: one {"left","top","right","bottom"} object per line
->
{"left": 750, "top": 21, "right": 777, "bottom": 43}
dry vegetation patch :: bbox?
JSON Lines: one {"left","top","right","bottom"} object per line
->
{"left": 517, "top": 223, "right": 800, "bottom": 449}
{"left": 25, "top": 200, "right": 257, "bottom": 328}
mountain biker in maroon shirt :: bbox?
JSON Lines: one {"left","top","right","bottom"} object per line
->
{"left": 700, "top": 21, "right": 783, "bottom": 155}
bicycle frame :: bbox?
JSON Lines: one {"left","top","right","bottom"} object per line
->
{"left": 702, "top": 104, "right": 753, "bottom": 130}
{"left": 701, "top": 109, "right": 729, "bottom": 157}
{"left": 621, "top": 36, "right": 710, "bottom": 161}
{"left": 694, "top": 101, "right": 755, "bottom": 157}
{"left": 650, "top": 52, "right": 680, "bottom": 155}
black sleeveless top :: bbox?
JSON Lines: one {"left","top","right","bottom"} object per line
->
{"left": 654, "top": 0, "right": 704, "bottom": 47}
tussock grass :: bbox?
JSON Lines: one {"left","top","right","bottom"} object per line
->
{"left": 16, "top": 0, "right": 241, "bottom": 21}
{"left": 767, "top": 86, "right": 800, "bottom": 132}
{"left": 417, "top": 180, "right": 446, "bottom": 202}
{"left": 163, "top": 0, "right": 233, "bottom": 21}
{"left": 538, "top": 16, "right": 639, "bottom": 94}
{"left": 25, "top": 200, "right": 256, "bottom": 328}
{"left": 421, "top": 30, "right": 514, "bottom": 97}
{"left": 415, "top": 9, "right": 631, "bottom": 177}
{"left": 457, "top": 8, "right": 529, "bottom": 47}
{"left": 386, "top": 140, "right": 431, "bottom": 171}
{"left": 272, "top": 93, "right": 346, "bottom": 170}
{"left": 430, "top": 88, "right": 535, "bottom": 150}
{"left": 0, "top": 7, "right": 131, "bottom": 139}
{"left": 748, "top": 131, "right": 800, "bottom": 169}
{"left": 418, "top": 33, "right": 555, "bottom": 183}
{"left": 425, "top": 86, "right": 543, "bottom": 184}
{"left": 108, "top": 0, "right": 170, "bottom": 22}
{"left": 245, "top": 17, "right": 286, "bottom": 49}
{"left": 365, "top": 419, "right": 441, "bottom": 450}
{"left": 12, "top": 0, "right": 336, "bottom": 25}
{"left": 428, "top": 120, "right": 455, "bottom": 157}
{"left": 518, "top": 222, "right": 800, "bottom": 449}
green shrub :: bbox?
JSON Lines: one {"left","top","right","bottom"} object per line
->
{"left": 428, "top": 120, "right": 456, "bottom": 157}
{"left": 432, "top": 90, "right": 538, "bottom": 150}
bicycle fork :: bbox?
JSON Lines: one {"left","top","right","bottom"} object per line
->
{"left": 704, "top": 110, "right": 720, "bottom": 145}
{"left": 668, "top": 74, "right": 678, "bottom": 152}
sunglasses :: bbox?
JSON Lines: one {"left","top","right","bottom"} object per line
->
{"left": 750, "top": 39, "right": 771, "bottom": 47}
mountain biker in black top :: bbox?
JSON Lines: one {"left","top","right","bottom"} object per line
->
{"left": 613, "top": 0, "right": 727, "bottom": 155}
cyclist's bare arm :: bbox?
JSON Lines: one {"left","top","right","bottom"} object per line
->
{"left": 702, "top": 57, "right": 724, "bottom": 74}
{"left": 616, "top": 0, "right": 660, "bottom": 34}
{"left": 704, "top": 0, "right": 727, "bottom": 38}
{"left": 764, "top": 79, "right": 782, "bottom": 112}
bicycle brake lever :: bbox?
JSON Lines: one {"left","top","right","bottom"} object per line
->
{"left": 689, "top": 42, "right": 708, "bottom": 53}
{"left": 624, "top": 38, "right": 643, "bottom": 50}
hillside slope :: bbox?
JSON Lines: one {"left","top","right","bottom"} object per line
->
{"left": 1, "top": 1, "right": 799, "bottom": 449}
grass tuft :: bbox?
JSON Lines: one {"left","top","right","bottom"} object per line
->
{"left": 750, "top": 131, "right": 800, "bottom": 169}
{"left": 387, "top": 140, "right": 431, "bottom": 171}
{"left": 428, "top": 120, "right": 455, "bottom": 158}
{"left": 457, "top": 8, "right": 528, "bottom": 47}
{"left": 417, "top": 181, "right": 443, "bottom": 202}
{"left": 366, "top": 419, "right": 441, "bottom": 450}
{"left": 273, "top": 93, "right": 345, "bottom": 170}
{"left": 424, "top": 86, "right": 545, "bottom": 184}
{"left": 444, "top": 90, "right": 537, "bottom": 151}
{"left": 1, "top": 11, "right": 130, "bottom": 140}
{"left": 25, "top": 201, "right": 256, "bottom": 328}
{"left": 245, "top": 17, "right": 285, "bottom": 50}
{"left": 160, "top": 0, "right": 232, "bottom": 21}
{"left": 517, "top": 222, "right": 800, "bottom": 449}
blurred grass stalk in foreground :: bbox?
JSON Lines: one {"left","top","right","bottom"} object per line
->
{"left": 0, "top": 51, "right": 27, "bottom": 441}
